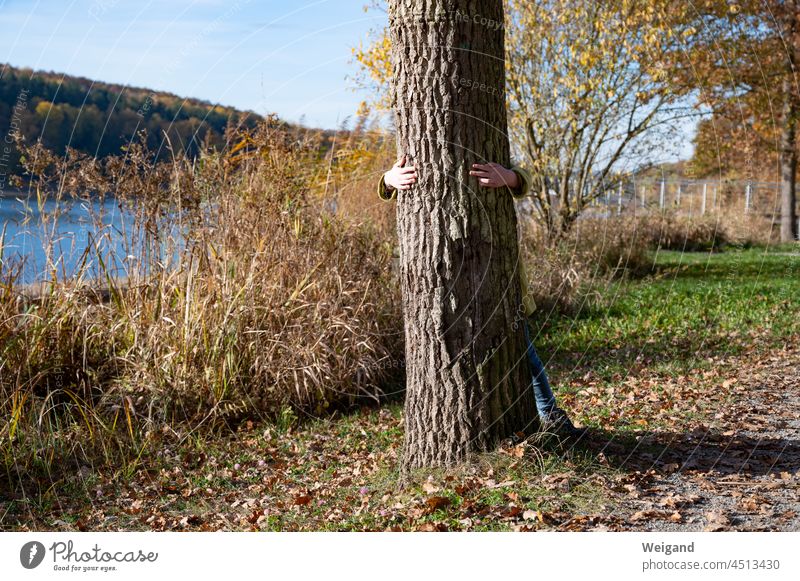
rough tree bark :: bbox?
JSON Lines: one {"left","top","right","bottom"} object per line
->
{"left": 780, "top": 1, "right": 799, "bottom": 243}
{"left": 389, "top": 0, "right": 537, "bottom": 470}
{"left": 780, "top": 76, "right": 798, "bottom": 242}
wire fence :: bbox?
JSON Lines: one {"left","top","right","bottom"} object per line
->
{"left": 586, "top": 178, "right": 791, "bottom": 219}
{"left": 511, "top": 177, "right": 800, "bottom": 239}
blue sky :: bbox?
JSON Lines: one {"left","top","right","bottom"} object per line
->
{"left": 0, "top": 0, "right": 385, "bottom": 128}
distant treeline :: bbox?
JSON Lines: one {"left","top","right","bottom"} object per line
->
{"left": 0, "top": 63, "right": 262, "bottom": 177}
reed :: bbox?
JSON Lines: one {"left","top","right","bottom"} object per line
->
{"left": 0, "top": 118, "right": 402, "bottom": 499}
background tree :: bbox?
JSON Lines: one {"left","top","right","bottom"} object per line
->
{"left": 351, "top": 1, "right": 392, "bottom": 111}
{"left": 779, "top": 2, "right": 799, "bottom": 241}
{"left": 389, "top": 0, "right": 537, "bottom": 470}
{"left": 688, "top": 1, "right": 799, "bottom": 242}
{"left": 504, "top": 0, "right": 706, "bottom": 236}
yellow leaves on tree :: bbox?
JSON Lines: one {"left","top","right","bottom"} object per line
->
{"left": 352, "top": 0, "right": 706, "bottom": 236}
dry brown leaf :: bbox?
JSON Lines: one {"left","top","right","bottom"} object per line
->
{"left": 293, "top": 494, "right": 313, "bottom": 506}
{"left": 704, "top": 510, "right": 730, "bottom": 531}
{"left": 740, "top": 497, "right": 759, "bottom": 512}
{"left": 425, "top": 496, "right": 451, "bottom": 511}
{"left": 417, "top": 522, "right": 448, "bottom": 532}
{"left": 505, "top": 506, "right": 524, "bottom": 519}
{"left": 488, "top": 479, "right": 516, "bottom": 489}
{"left": 509, "top": 445, "right": 526, "bottom": 458}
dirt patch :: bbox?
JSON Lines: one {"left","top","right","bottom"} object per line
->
{"left": 595, "top": 343, "right": 800, "bottom": 531}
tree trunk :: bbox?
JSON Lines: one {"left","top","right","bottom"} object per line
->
{"left": 780, "top": 80, "right": 798, "bottom": 242}
{"left": 781, "top": 2, "right": 799, "bottom": 243}
{"left": 389, "top": 0, "right": 537, "bottom": 470}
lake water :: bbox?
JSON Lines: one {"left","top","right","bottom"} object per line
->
{"left": 0, "top": 191, "right": 147, "bottom": 285}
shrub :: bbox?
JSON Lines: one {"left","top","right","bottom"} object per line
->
{"left": 517, "top": 214, "right": 653, "bottom": 316}
{"left": 636, "top": 212, "right": 728, "bottom": 251}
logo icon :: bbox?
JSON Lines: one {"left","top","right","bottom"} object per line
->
{"left": 20, "top": 541, "right": 46, "bottom": 569}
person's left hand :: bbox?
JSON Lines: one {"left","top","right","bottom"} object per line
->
{"left": 469, "top": 162, "right": 519, "bottom": 189}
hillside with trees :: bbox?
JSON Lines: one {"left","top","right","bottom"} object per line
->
{"left": 0, "top": 63, "right": 261, "bottom": 175}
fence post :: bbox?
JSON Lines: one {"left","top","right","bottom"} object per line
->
{"left": 745, "top": 182, "right": 751, "bottom": 214}
{"left": 659, "top": 181, "right": 666, "bottom": 210}
{"left": 702, "top": 183, "right": 707, "bottom": 215}
{"left": 677, "top": 182, "right": 682, "bottom": 209}
{"left": 641, "top": 185, "right": 646, "bottom": 209}
{"left": 617, "top": 182, "right": 623, "bottom": 215}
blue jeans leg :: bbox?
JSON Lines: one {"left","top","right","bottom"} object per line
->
{"left": 523, "top": 318, "right": 557, "bottom": 417}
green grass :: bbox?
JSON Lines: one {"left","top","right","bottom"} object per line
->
{"left": 536, "top": 245, "right": 800, "bottom": 382}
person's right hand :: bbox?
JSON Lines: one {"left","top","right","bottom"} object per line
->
{"left": 383, "top": 155, "right": 417, "bottom": 191}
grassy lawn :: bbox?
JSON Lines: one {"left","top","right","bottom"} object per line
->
{"left": 533, "top": 245, "right": 800, "bottom": 432}
{"left": 539, "top": 244, "right": 800, "bottom": 366}
{"left": 3, "top": 245, "right": 798, "bottom": 531}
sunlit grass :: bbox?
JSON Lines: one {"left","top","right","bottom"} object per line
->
{"left": 537, "top": 246, "right": 800, "bottom": 380}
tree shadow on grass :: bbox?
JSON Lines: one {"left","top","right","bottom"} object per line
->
{"left": 539, "top": 333, "right": 739, "bottom": 394}
{"left": 580, "top": 426, "right": 800, "bottom": 479}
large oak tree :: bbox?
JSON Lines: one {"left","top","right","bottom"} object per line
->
{"left": 388, "top": 0, "right": 536, "bottom": 470}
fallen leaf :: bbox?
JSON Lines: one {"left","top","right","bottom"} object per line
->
{"left": 704, "top": 511, "right": 730, "bottom": 531}
{"left": 422, "top": 481, "right": 440, "bottom": 494}
{"left": 740, "top": 497, "right": 759, "bottom": 512}
{"left": 488, "top": 480, "right": 516, "bottom": 489}
{"left": 425, "top": 496, "right": 451, "bottom": 512}
{"left": 293, "top": 494, "right": 313, "bottom": 506}
{"left": 510, "top": 445, "right": 525, "bottom": 458}
{"left": 505, "top": 506, "right": 524, "bottom": 518}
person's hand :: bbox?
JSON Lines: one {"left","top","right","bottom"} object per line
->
{"left": 469, "top": 162, "right": 519, "bottom": 189}
{"left": 383, "top": 155, "right": 417, "bottom": 191}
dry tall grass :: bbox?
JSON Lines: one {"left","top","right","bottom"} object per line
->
{"left": 1, "top": 119, "right": 402, "bottom": 494}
